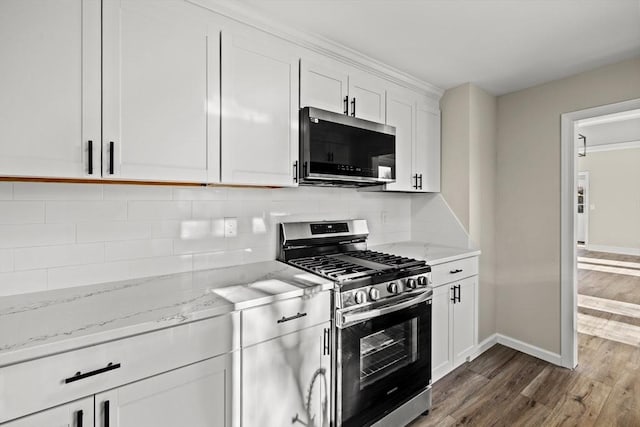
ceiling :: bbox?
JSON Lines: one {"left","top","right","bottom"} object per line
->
{"left": 236, "top": 0, "right": 640, "bottom": 95}
{"left": 577, "top": 109, "right": 640, "bottom": 146}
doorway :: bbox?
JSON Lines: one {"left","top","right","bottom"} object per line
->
{"left": 560, "top": 98, "right": 640, "bottom": 369}
{"left": 576, "top": 171, "right": 589, "bottom": 247}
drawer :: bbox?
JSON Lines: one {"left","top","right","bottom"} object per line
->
{"left": 0, "top": 312, "right": 239, "bottom": 424}
{"left": 431, "top": 256, "right": 478, "bottom": 287}
{"left": 242, "top": 290, "right": 330, "bottom": 347}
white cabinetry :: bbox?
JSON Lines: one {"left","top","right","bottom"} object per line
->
{"left": 384, "top": 88, "right": 416, "bottom": 192}
{"left": 2, "top": 397, "right": 93, "bottom": 427}
{"left": 221, "top": 29, "right": 299, "bottom": 187}
{"left": 431, "top": 256, "right": 478, "bottom": 382}
{"left": 415, "top": 102, "right": 441, "bottom": 192}
{"left": 241, "top": 292, "right": 331, "bottom": 427}
{"left": 96, "top": 354, "right": 231, "bottom": 427}
{"left": 300, "top": 60, "right": 386, "bottom": 122}
{"left": 0, "top": 0, "right": 100, "bottom": 179}
{"left": 102, "top": 0, "right": 220, "bottom": 182}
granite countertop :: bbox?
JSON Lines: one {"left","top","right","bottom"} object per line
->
{"left": 0, "top": 261, "right": 333, "bottom": 368}
{"left": 371, "top": 241, "right": 480, "bottom": 265}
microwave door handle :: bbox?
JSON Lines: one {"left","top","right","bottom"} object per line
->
{"left": 339, "top": 290, "right": 432, "bottom": 327}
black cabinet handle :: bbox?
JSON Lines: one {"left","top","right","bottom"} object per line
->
{"left": 449, "top": 269, "right": 463, "bottom": 274}
{"left": 293, "top": 161, "right": 298, "bottom": 183}
{"left": 323, "top": 327, "right": 330, "bottom": 355}
{"left": 109, "top": 141, "right": 115, "bottom": 175}
{"left": 413, "top": 174, "right": 418, "bottom": 189}
{"left": 450, "top": 286, "right": 456, "bottom": 304}
{"left": 277, "top": 312, "right": 307, "bottom": 324}
{"left": 351, "top": 97, "right": 356, "bottom": 117}
{"left": 76, "top": 409, "right": 83, "bottom": 427}
{"left": 87, "top": 141, "right": 93, "bottom": 175}
{"left": 343, "top": 95, "right": 349, "bottom": 115}
{"left": 456, "top": 284, "right": 461, "bottom": 303}
{"left": 64, "top": 362, "right": 121, "bottom": 384}
{"left": 104, "top": 400, "right": 110, "bottom": 427}
{"left": 418, "top": 174, "right": 423, "bottom": 190}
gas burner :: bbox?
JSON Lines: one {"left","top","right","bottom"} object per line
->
{"left": 344, "top": 250, "right": 425, "bottom": 269}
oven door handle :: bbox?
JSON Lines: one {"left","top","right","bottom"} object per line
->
{"left": 338, "top": 290, "right": 432, "bottom": 328}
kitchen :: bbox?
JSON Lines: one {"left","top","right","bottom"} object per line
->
{"left": 1, "top": 0, "right": 639, "bottom": 426}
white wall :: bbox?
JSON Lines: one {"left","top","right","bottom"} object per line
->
{"left": 496, "top": 56, "right": 640, "bottom": 354}
{"left": 0, "top": 182, "right": 412, "bottom": 296}
{"left": 578, "top": 147, "right": 640, "bottom": 253}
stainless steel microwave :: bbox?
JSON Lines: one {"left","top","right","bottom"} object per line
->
{"left": 298, "top": 107, "right": 396, "bottom": 187}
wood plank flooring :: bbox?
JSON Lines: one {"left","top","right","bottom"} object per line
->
{"left": 409, "top": 249, "right": 640, "bottom": 426}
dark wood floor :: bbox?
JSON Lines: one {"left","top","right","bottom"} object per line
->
{"left": 410, "top": 249, "right": 640, "bottom": 426}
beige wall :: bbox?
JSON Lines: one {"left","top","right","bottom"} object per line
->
{"left": 496, "top": 57, "right": 640, "bottom": 354}
{"left": 438, "top": 83, "right": 497, "bottom": 341}
{"left": 578, "top": 148, "right": 640, "bottom": 251}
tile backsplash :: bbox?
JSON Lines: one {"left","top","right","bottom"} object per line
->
{"left": 0, "top": 182, "right": 412, "bottom": 296}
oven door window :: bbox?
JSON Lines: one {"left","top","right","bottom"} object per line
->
{"left": 339, "top": 300, "right": 431, "bottom": 427}
{"left": 360, "top": 319, "right": 418, "bottom": 388}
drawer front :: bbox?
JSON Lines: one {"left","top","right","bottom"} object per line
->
{"left": 0, "top": 312, "right": 239, "bottom": 424}
{"left": 431, "top": 256, "right": 478, "bottom": 287}
{"left": 242, "top": 290, "right": 330, "bottom": 347}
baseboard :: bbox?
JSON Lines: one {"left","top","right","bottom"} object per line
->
{"left": 470, "top": 334, "right": 498, "bottom": 360}
{"left": 586, "top": 244, "right": 640, "bottom": 257}
{"left": 495, "top": 333, "right": 563, "bottom": 366}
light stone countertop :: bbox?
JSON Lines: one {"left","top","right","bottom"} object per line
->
{"left": 371, "top": 241, "right": 481, "bottom": 265}
{"left": 0, "top": 261, "right": 333, "bottom": 368}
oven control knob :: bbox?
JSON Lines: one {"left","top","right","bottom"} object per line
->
{"left": 369, "top": 288, "right": 381, "bottom": 301}
{"left": 387, "top": 282, "right": 399, "bottom": 294}
{"left": 354, "top": 290, "right": 367, "bottom": 305}
{"left": 406, "top": 278, "right": 417, "bottom": 289}
{"left": 418, "top": 276, "right": 428, "bottom": 287}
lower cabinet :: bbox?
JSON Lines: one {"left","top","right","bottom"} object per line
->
{"left": 242, "top": 322, "right": 331, "bottom": 427}
{"left": 431, "top": 269, "right": 478, "bottom": 382}
{"left": 96, "top": 353, "right": 232, "bottom": 427}
{"left": 3, "top": 354, "right": 232, "bottom": 427}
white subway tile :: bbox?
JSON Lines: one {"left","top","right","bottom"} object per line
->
{"left": 105, "top": 239, "right": 173, "bottom": 261}
{"left": 77, "top": 221, "right": 151, "bottom": 242}
{"left": 227, "top": 188, "right": 273, "bottom": 200}
{"left": 0, "top": 249, "right": 13, "bottom": 272}
{"left": 14, "top": 243, "right": 104, "bottom": 270}
{"left": 0, "top": 183, "right": 12, "bottom": 199}
{"left": 128, "top": 201, "right": 191, "bottom": 220}
{"left": 151, "top": 220, "right": 190, "bottom": 239}
{"left": 172, "top": 187, "right": 227, "bottom": 201}
{"left": 0, "top": 201, "right": 44, "bottom": 224}
{"left": 0, "top": 224, "right": 75, "bottom": 248}
{"left": 192, "top": 250, "right": 243, "bottom": 271}
{"left": 47, "top": 255, "right": 193, "bottom": 289}
{"left": 225, "top": 232, "right": 270, "bottom": 251}
{"left": 103, "top": 185, "right": 172, "bottom": 200}
{"left": 0, "top": 270, "right": 47, "bottom": 296}
{"left": 46, "top": 201, "right": 127, "bottom": 223}
{"left": 173, "top": 236, "right": 226, "bottom": 255}
{"left": 241, "top": 245, "right": 275, "bottom": 264}
{"left": 13, "top": 182, "right": 102, "bottom": 200}
{"left": 192, "top": 201, "right": 225, "bottom": 219}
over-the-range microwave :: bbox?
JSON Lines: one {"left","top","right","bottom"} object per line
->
{"left": 298, "top": 106, "right": 396, "bottom": 187}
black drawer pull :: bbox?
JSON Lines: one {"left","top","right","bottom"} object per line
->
{"left": 109, "top": 141, "right": 115, "bottom": 175}
{"left": 64, "top": 362, "right": 121, "bottom": 384}
{"left": 450, "top": 269, "right": 463, "bottom": 274}
{"left": 277, "top": 312, "right": 307, "bottom": 324}
{"left": 104, "top": 400, "right": 110, "bottom": 427}
{"left": 87, "top": 140, "right": 93, "bottom": 175}
{"left": 76, "top": 409, "right": 83, "bottom": 427}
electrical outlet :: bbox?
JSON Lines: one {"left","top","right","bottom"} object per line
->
{"left": 224, "top": 217, "right": 237, "bottom": 237}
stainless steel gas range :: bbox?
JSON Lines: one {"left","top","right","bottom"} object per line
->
{"left": 278, "top": 219, "right": 433, "bottom": 427}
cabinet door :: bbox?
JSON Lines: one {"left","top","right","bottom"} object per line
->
{"left": 384, "top": 89, "right": 416, "bottom": 192}
{"left": 300, "top": 60, "right": 349, "bottom": 114}
{"left": 242, "top": 323, "right": 330, "bottom": 427}
{"left": 2, "top": 397, "right": 93, "bottom": 427}
{"left": 0, "top": 0, "right": 100, "bottom": 179}
{"left": 431, "top": 285, "right": 453, "bottom": 382}
{"left": 348, "top": 73, "right": 386, "bottom": 123}
{"left": 221, "top": 30, "right": 299, "bottom": 187}
{"left": 96, "top": 354, "right": 232, "bottom": 427}
{"left": 452, "top": 276, "right": 477, "bottom": 366}
{"left": 415, "top": 102, "right": 441, "bottom": 192}
{"left": 102, "top": 0, "right": 219, "bottom": 182}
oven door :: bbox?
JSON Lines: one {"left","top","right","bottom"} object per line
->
{"left": 336, "top": 290, "right": 432, "bottom": 427}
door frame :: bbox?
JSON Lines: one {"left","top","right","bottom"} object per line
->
{"left": 577, "top": 171, "right": 589, "bottom": 247}
{"left": 560, "top": 97, "right": 640, "bottom": 369}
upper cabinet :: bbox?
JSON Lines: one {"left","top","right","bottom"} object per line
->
{"left": 415, "top": 101, "right": 441, "bottom": 192}
{"left": 301, "top": 60, "right": 386, "bottom": 122}
{"left": 221, "top": 29, "right": 299, "bottom": 187}
{"left": 102, "top": 0, "right": 220, "bottom": 183}
{"left": 384, "top": 88, "right": 416, "bottom": 192}
{"left": 0, "top": 0, "right": 101, "bottom": 179}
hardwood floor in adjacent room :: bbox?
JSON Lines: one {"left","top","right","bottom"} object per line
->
{"left": 410, "top": 249, "right": 640, "bottom": 426}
